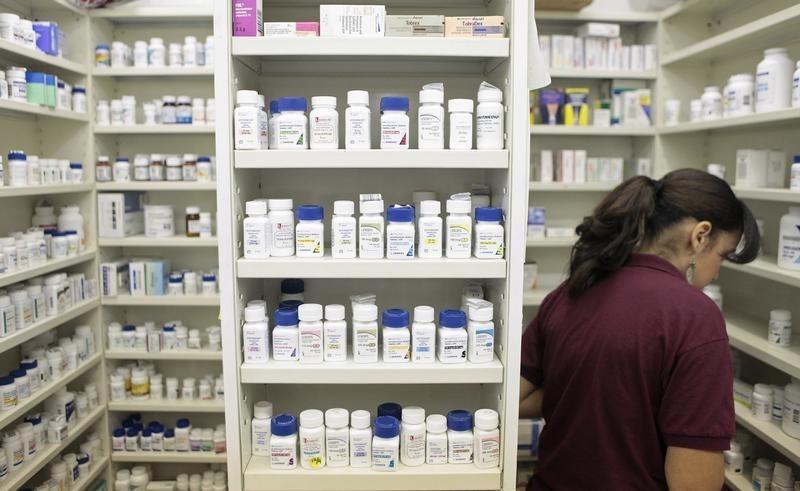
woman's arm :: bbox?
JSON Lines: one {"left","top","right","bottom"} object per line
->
{"left": 519, "top": 377, "right": 544, "bottom": 418}
{"left": 665, "top": 447, "right": 724, "bottom": 491}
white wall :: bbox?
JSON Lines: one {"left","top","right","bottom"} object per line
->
{"left": 579, "top": 0, "right": 678, "bottom": 13}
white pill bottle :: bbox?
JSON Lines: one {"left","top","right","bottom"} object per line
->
{"left": 476, "top": 81, "right": 504, "bottom": 150}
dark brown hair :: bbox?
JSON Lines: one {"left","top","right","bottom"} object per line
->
{"left": 567, "top": 169, "right": 760, "bottom": 297}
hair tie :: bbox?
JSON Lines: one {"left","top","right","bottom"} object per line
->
{"left": 653, "top": 180, "right": 664, "bottom": 195}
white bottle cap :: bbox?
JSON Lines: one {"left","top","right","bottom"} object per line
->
{"left": 325, "top": 304, "right": 345, "bottom": 321}
{"left": 351, "top": 409, "right": 371, "bottom": 429}
{"left": 754, "top": 383, "right": 773, "bottom": 396}
{"left": 467, "top": 299, "right": 493, "bottom": 322}
{"left": 298, "top": 303, "right": 323, "bottom": 322}
{"left": 267, "top": 199, "right": 293, "bottom": 211}
{"left": 474, "top": 408, "right": 499, "bottom": 430}
{"left": 478, "top": 84, "right": 503, "bottom": 103}
{"left": 254, "top": 401, "right": 273, "bottom": 419}
{"left": 248, "top": 299, "right": 267, "bottom": 309}
{"left": 360, "top": 200, "right": 384, "bottom": 215}
{"left": 419, "top": 200, "right": 440, "bottom": 215}
{"left": 448, "top": 98, "right": 474, "bottom": 113}
{"left": 756, "top": 458, "right": 774, "bottom": 472}
{"left": 771, "top": 309, "right": 791, "bottom": 322}
{"left": 426, "top": 414, "right": 447, "bottom": 433}
{"left": 447, "top": 199, "right": 471, "bottom": 214}
{"left": 413, "top": 306, "right": 434, "bottom": 323}
{"left": 300, "top": 409, "right": 324, "bottom": 428}
{"left": 333, "top": 200, "right": 354, "bottom": 216}
{"left": 402, "top": 406, "right": 425, "bottom": 425}
{"left": 353, "top": 303, "right": 378, "bottom": 322}
{"left": 186, "top": 206, "right": 200, "bottom": 215}
{"left": 236, "top": 90, "right": 259, "bottom": 105}
{"left": 729, "top": 441, "right": 741, "bottom": 452}
{"left": 347, "top": 90, "right": 369, "bottom": 106}
{"left": 419, "top": 89, "right": 443, "bottom": 104}
{"left": 773, "top": 462, "right": 793, "bottom": 486}
{"left": 244, "top": 305, "right": 265, "bottom": 322}
{"left": 245, "top": 200, "right": 267, "bottom": 216}
{"left": 325, "top": 408, "right": 349, "bottom": 428}
{"left": 312, "top": 96, "right": 337, "bottom": 108}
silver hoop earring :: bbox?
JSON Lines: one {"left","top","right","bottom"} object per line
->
{"left": 686, "top": 257, "right": 696, "bottom": 284}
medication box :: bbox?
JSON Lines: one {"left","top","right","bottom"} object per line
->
{"left": 444, "top": 16, "right": 505, "bottom": 38}
{"left": 33, "top": 22, "right": 60, "bottom": 56}
{"left": 128, "top": 260, "right": 147, "bottom": 296}
{"left": 146, "top": 260, "right": 170, "bottom": 296}
{"left": 233, "top": 0, "right": 263, "bottom": 37}
{"left": 576, "top": 22, "right": 621, "bottom": 38}
{"left": 320, "top": 5, "right": 386, "bottom": 37}
{"left": 264, "top": 22, "right": 320, "bottom": 37}
{"left": 100, "top": 259, "right": 129, "bottom": 297}
{"left": 386, "top": 15, "right": 445, "bottom": 37}
{"left": 98, "top": 192, "right": 144, "bottom": 238}
{"left": 527, "top": 207, "right": 546, "bottom": 239}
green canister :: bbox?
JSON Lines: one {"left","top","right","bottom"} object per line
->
{"left": 25, "top": 71, "right": 46, "bottom": 105}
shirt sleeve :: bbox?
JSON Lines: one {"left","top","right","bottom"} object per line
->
{"left": 658, "top": 339, "right": 734, "bottom": 451}
{"left": 520, "top": 309, "right": 545, "bottom": 387}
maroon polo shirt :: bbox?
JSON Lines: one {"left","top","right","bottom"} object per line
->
{"left": 521, "top": 253, "right": 734, "bottom": 491}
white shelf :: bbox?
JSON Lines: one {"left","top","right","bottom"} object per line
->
{"left": 535, "top": 10, "right": 660, "bottom": 23}
{"left": 28, "top": 0, "right": 84, "bottom": 15}
{"left": 0, "top": 352, "right": 102, "bottom": 431}
{"left": 237, "top": 256, "right": 506, "bottom": 279}
{"left": 529, "top": 181, "right": 619, "bottom": 192}
{"left": 112, "top": 451, "right": 227, "bottom": 463}
{"left": 232, "top": 37, "right": 509, "bottom": 60}
{"left": 105, "top": 350, "right": 222, "bottom": 361}
{"left": 722, "top": 257, "right": 800, "bottom": 289}
{"left": 726, "top": 311, "right": 800, "bottom": 380}
{"left": 96, "top": 181, "right": 217, "bottom": 192}
{"left": 2, "top": 405, "right": 105, "bottom": 490}
{"left": 0, "top": 249, "right": 96, "bottom": 289}
{"left": 244, "top": 456, "right": 501, "bottom": 490}
{"left": 94, "top": 125, "right": 215, "bottom": 135}
{"left": 522, "top": 288, "right": 553, "bottom": 307}
{"left": 0, "top": 98, "right": 89, "bottom": 122}
{"left": 548, "top": 68, "right": 657, "bottom": 80}
{"left": 0, "top": 38, "right": 88, "bottom": 75}
{"left": 93, "top": 66, "right": 214, "bottom": 77}
{"left": 526, "top": 237, "right": 576, "bottom": 247}
{"left": 108, "top": 399, "right": 225, "bottom": 413}
{"left": 0, "top": 298, "right": 99, "bottom": 356}
{"left": 734, "top": 187, "right": 800, "bottom": 203}
{"left": 734, "top": 402, "right": 800, "bottom": 465}
{"left": 99, "top": 236, "right": 218, "bottom": 247}
{"left": 0, "top": 183, "right": 93, "bottom": 198}
{"left": 101, "top": 295, "right": 220, "bottom": 307}
{"left": 724, "top": 470, "right": 751, "bottom": 491}
{"left": 89, "top": 6, "right": 213, "bottom": 21}
{"left": 531, "top": 125, "right": 655, "bottom": 136}
{"left": 72, "top": 455, "right": 110, "bottom": 491}
{"left": 659, "top": 108, "right": 800, "bottom": 135}
{"left": 234, "top": 150, "right": 509, "bottom": 169}
{"left": 661, "top": 4, "right": 800, "bottom": 66}
{"left": 241, "top": 356, "right": 504, "bottom": 384}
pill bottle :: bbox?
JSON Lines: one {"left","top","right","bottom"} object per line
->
{"left": 148, "top": 37, "right": 165, "bottom": 66}
{"left": 447, "top": 409, "right": 473, "bottom": 463}
{"left": 400, "top": 406, "right": 425, "bottom": 467}
{"left": 726, "top": 74, "right": 754, "bottom": 117}
{"left": 448, "top": 99, "right": 474, "bottom": 150}
{"left": 378, "top": 402, "right": 402, "bottom": 420}
{"left": 310, "top": 96, "right": 339, "bottom": 149}
{"left": 325, "top": 408, "right": 349, "bottom": 467}
{"left": 350, "top": 410, "right": 371, "bottom": 468}
{"left": 71, "top": 86, "right": 87, "bottom": 113}
{"left": 268, "top": 199, "right": 295, "bottom": 257}
{"left": 768, "top": 310, "right": 792, "bottom": 347}
{"left": 257, "top": 94, "right": 268, "bottom": 149}
{"left": 438, "top": 309, "right": 467, "bottom": 363}
{"left": 331, "top": 200, "right": 357, "bottom": 259}
{"left": 474, "top": 207, "right": 504, "bottom": 259}
{"left": 8, "top": 150, "right": 26, "bottom": 187}
{"left": 353, "top": 303, "right": 379, "bottom": 363}
{"left": 756, "top": 48, "right": 793, "bottom": 113}
{"left": 425, "top": 414, "right": 447, "bottom": 464}
{"left": 182, "top": 36, "right": 196, "bottom": 66}
{"left": 166, "top": 155, "right": 182, "bottom": 181}
{"left": 243, "top": 200, "right": 271, "bottom": 259}
{"left": 192, "top": 98, "right": 206, "bottom": 125}
{"left": 753, "top": 458, "right": 774, "bottom": 490}
{"left": 0, "top": 71, "right": 6, "bottom": 100}
{"left": 111, "top": 99, "right": 123, "bottom": 124}
{"left": 778, "top": 207, "right": 800, "bottom": 270}
{"left": 372, "top": 415, "right": 400, "bottom": 471}
{"left": 243, "top": 305, "right": 268, "bottom": 364}
{"left": 197, "top": 156, "right": 213, "bottom": 181}
{"left": 380, "top": 97, "right": 410, "bottom": 150}
{"left": 772, "top": 462, "right": 794, "bottom": 491}
{"left": 418, "top": 84, "right": 444, "bottom": 150}
{"left": 299, "top": 409, "right": 326, "bottom": 469}
{"left": 186, "top": 206, "right": 201, "bottom": 237}
{"left": 473, "top": 408, "right": 500, "bottom": 468}
{"left": 252, "top": 401, "right": 273, "bottom": 456}
{"left": 359, "top": 199, "right": 385, "bottom": 259}
{"left": 752, "top": 383, "right": 773, "bottom": 421}
{"left": 270, "top": 413, "right": 297, "bottom": 469}
{"left": 112, "top": 157, "right": 130, "bottom": 182}
{"left": 96, "top": 100, "right": 110, "bottom": 125}
{"left": 791, "top": 155, "right": 800, "bottom": 191}
{"left": 280, "top": 279, "right": 304, "bottom": 302}
{"left": 7, "top": 67, "right": 26, "bottom": 102}
{"left": 295, "top": 205, "right": 324, "bottom": 258}
{"left": 273, "top": 307, "right": 299, "bottom": 361}
{"left": 467, "top": 299, "right": 495, "bottom": 363}
{"left": 268, "top": 100, "right": 280, "bottom": 149}
{"left": 386, "top": 205, "right": 415, "bottom": 259}
{"left": 299, "top": 303, "right": 323, "bottom": 364}
{"left": 182, "top": 154, "right": 197, "bottom": 181}
{"left": 476, "top": 82, "right": 504, "bottom": 149}
{"left": 700, "top": 86, "right": 722, "bottom": 121}
{"left": 446, "top": 198, "right": 472, "bottom": 259}
{"left": 382, "top": 308, "right": 410, "bottom": 363}
{"left": 175, "top": 418, "right": 191, "bottom": 451}
{"left": 346, "top": 90, "right": 371, "bottom": 149}
{"left": 773, "top": 385, "right": 785, "bottom": 422}
{"left": 724, "top": 441, "right": 744, "bottom": 473}
{"left": 276, "top": 97, "right": 308, "bottom": 150}
{"left": 234, "top": 90, "right": 260, "bottom": 150}
{"left": 149, "top": 154, "right": 165, "bottom": 181}
{"left": 0, "top": 375, "right": 17, "bottom": 410}
{"left": 411, "top": 305, "right": 436, "bottom": 363}
{"left": 418, "top": 200, "right": 442, "bottom": 259}
{"left": 324, "top": 304, "right": 347, "bottom": 362}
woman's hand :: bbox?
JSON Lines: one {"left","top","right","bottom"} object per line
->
{"left": 520, "top": 377, "right": 544, "bottom": 418}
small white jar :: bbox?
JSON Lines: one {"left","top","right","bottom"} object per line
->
{"left": 756, "top": 47, "right": 793, "bottom": 113}
{"left": 359, "top": 199, "right": 385, "bottom": 259}
{"left": 243, "top": 199, "right": 271, "bottom": 259}
{"left": 276, "top": 97, "right": 309, "bottom": 150}
{"left": 372, "top": 416, "right": 400, "bottom": 471}
{"left": 418, "top": 200, "right": 443, "bottom": 259}
{"left": 299, "top": 409, "right": 326, "bottom": 469}
{"left": 726, "top": 73, "right": 754, "bottom": 117}
{"left": 426, "top": 414, "right": 448, "bottom": 464}
{"left": 448, "top": 98, "right": 474, "bottom": 150}
{"left": 295, "top": 205, "right": 324, "bottom": 258}
{"left": 400, "top": 406, "right": 426, "bottom": 467}
{"left": 474, "top": 207, "right": 504, "bottom": 259}
{"left": 476, "top": 82, "right": 504, "bottom": 150}
{"left": 382, "top": 308, "right": 410, "bottom": 363}
{"left": 272, "top": 307, "right": 299, "bottom": 362}
{"left": 446, "top": 199, "right": 472, "bottom": 259}
{"left": 412, "top": 306, "right": 436, "bottom": 363}
{"left": 268, "top": 199, "right": 295, "bottom": 257}
{"left": 148, "top": 37, "right": 165, "bottom": 67}
{"left": 768, "top": 309, "right": 792, "bottom": 347}
{"left": 353, "top": 304, "right": 379, "bottom": 363}
{"left": 331, "top": 200, "right": 357, "bottom": 259}
{"left": 325, "top": 408, "right": 349, "bottom": 467}
{"left": 467, "top": 299, "right": 495, "bottom": 363}
{"left": 310, "top": 96, "right": 339, "bottom": 149}
{"left": 793, "top": 61, "right": 800, "bottom": 108}
{"left": 345, "top": 90, "right": 371, "bottom": 149}
{"left": 380, "top": 97, "right": 410, "bottom": 150}
{"left": 418, "top": 85, "right": 444, "bottom": 150}
{"left": 752, "top": 383, "right": 773, "bottom": 422}
{"left": 234, "top": 90, "right": 260, "bottom": 150}
{"left": 438, "top": 309, "right": 467, "bottom": 363}
{"left": 299, "top": 303, "right": 323, "bottom": 364}
{"left": 446, "top": 410, "right": 473, "bottom": 464}
{"left": 323, "top": 304, "right": 347, "bottom": 362}
{"left": 270, "top": 414, "right": 298, "bottom": 469}
{"left": 701, "top": 86, "right": 722, "bottom": 121}
{"left": 473, "top": 408, "right": 500, "bottom": 468}
{"left": 386, "top": 205, "right": 415, "bottom": 259}
{"left": 251, "top": 400, "right": 273, "bottom": 456}
{"left": 350, "top": 409, "right": 372, "bottom": 468}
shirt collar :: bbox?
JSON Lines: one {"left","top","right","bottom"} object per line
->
{"left": 625, "top": 253, "right": 685, "bottom": 280}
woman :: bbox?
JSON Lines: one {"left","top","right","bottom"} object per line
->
{"left": 519, "top": 169, "right": 760, "bottom": 490}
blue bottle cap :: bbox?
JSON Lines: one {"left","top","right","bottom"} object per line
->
{"left": 96, "top": 44, "right": 110, "bottom": 50}
{"left": 386, "top": 205, "right": 414, "bottom": 223}
{"left": 0, "top": 375, "right": 14, "bottom": 385}
{"left": 72, "top": 86, "right": 86, "bottom": 94}
{"left": 374, "top": 415, "right": 400, "bottom": 438}
{"left": 77, "top": 453, "right": 89, "bottom": 464}
{"left": 10, "top": 369, "right": 26, "bottom": 378}
{"left": 57, "top": 81, "right": 65, "bottom": 88}
{"left": 113, "top": 428, "right": 125, "bottom": 437}
{"left": 447, "top": 409, "right": 473, "bottom": 431}
{"left": 164, "top": 429, "right": 174, "bottom": 438}
{"left": 297, "top": 204, "right": 323, "bottom": 221}
{"left": 198, "top": 156, "right": 211, "bottom": 163}
{"left": 274, "top": 307, "right": 299, "bottom": 326}
{"left": 142, "top": 429, "right": 151, "bottom": 437}
{"left": 8, "top": 151, "right": 26, "bottom": 160}
{"left": 122, "top": 324, "right": 135, "bottom": 332}
{"left": 281, "top": 279, "right": 304, "bottom": 294}
{"left": 149, "top": 422, "right": 164, "bottom": 433}
{"left": 278, "top": 96, "right": 307, "bottom": 112}
{"left": 271, "top": 413, "right": 297, "bottom": 436}
{"left": 162, "top": 325, "right": 175, "bottom": 333}
{"left": 475, "top": 207, "right": 502, "bottom": 222}
{"left": 122, "top": 420, "right": 133, "bottom": 429}
{"left": 279, "top": 300, "right": 303, "bottom": 310}
{"left": 380, "top": 96, "right": 409, "bottom": 112}
{"left": 377, "top": 402, "right": 402, "bottom": 420}
{"left": 440, "top": 309, "right": 467, "bottom": 328}
{"left": 202, "top": 273, "right": 216, "bottom": 281}
{"left": 176, "top": 418, "right": 190, "bottom": 428}
{"left": 794, "top": 154, "right": 800, "bottom": 163}
{"left": 130, "top": 413, "right": 142, "bottom": 422}
{"left": 69, "top": 163, "right": 82, "bottom": 169}
{"left": 126, "top": 427, "right": 138, "bottom": 437}
{"left": 382, "top": 309, "right": 409, "bottom": 328}
{"left": 269, "top": 100, "right": 279, "bottom": 113}
{"left": 20, "top": 360, "right": 37, "bottom": 370}
{"left": 25, "top": 71, "right": 46, "bottom": 84}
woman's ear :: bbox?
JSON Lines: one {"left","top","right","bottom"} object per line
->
{"left": 691, "top": 220, "right": 713, "bottom": 252}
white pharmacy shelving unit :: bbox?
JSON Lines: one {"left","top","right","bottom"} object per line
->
{"left": 214, "top": 0, "right": 529, "bottom": 489}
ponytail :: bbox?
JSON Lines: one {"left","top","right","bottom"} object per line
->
{"left": 566, "top": 169, "right": 760, "bottom": 297}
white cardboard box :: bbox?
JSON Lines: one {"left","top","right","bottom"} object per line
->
{"left": 577, "top": 22, "right": 620, "bottom": 38}
{"left": 320, "top": 5, "right": 386, "bottom": 37}
{"left": 736, "top": 149, "right": 769, "bottom": 188}
{"left": 98, "top": 192, "right": 144, "bottom": 238}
